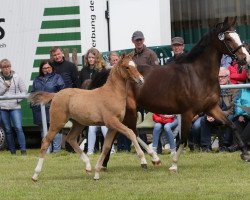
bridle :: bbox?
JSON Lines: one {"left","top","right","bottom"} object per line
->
{"left": 218, "top": 30, "right": 245, "bottom": 61}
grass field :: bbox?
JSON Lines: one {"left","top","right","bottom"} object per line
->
{"left": 0, "top": 149, "right": 250, "bottom": 200}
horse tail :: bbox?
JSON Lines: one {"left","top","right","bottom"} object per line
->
{"left": 29, "top": 91, "right": 55, "bottom": 105}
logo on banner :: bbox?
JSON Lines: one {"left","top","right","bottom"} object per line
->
{"left": 0, "top": 18, "right": 6, "bottom": 48}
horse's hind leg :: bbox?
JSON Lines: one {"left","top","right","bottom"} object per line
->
{"left": 94, "top": 129, "right": 116, "bottom": 180}
{"left": 32, "top": 108, "right": 69, "bottom": 182}
{"left": 209, "top": 106, "right": 250, "bottom": 162}
{"left": 32, "top": 126, "right": 64, "bottom": 181}
{"left": 66, "top": 121, "right": 91, "bottom": 173}
{"left": 169, "top": 113, "right": 193, "bottom": 172}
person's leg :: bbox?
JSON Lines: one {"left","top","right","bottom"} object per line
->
{"left": 52, "top": 133, "right": 62, "bottom": 153}
{"left": 101, "top": 126, "right": 116, "bottom": 153}
{"left": 87, "top": 126, "right": 98, "bottom": 154}
{"left": 10, "top": 109, "right": 26, "bottom": 153}
{"left": 152, "top": 123, "right": 162, "bottom": 152}
{"left": 1, "top": 110, "right": 16, "bottom": 154}
{"left": 200, "top": 116, "right": 212, "bottom": 151}
{"left": 163, "top": 119, "right": 178, "bottom": 153}
{"left": 189, "top": 117, "right": 202, "bottom": 149}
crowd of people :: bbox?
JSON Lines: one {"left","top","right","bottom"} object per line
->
{"left": 0, "top": 30, "right": 250, "bottom": 156}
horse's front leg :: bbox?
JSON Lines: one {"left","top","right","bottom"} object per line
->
{"left": 94, "top": 129, "right": 116, "bottom": 180}
{"left": 110, "top": 118, "right": 147, "bottom": 168}
{"left": 209, "top": 106, "right": 250, "bottom": 162}
{"left": 137, "top": 137, "right": 161, "bottom": 166}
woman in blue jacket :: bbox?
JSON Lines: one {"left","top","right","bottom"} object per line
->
{"left": 31, "top": 60, "right": 65, "bottom": 152}
{"left": 229, "top": 69, "right": 250, "bottom": 152}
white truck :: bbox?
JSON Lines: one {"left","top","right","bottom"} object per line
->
{"left": 0, "top": 0, "right": 172, "bottom": 149}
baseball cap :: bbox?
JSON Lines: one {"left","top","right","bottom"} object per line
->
{"left": 132, "top": 31, "right": 145, "bottom": 40}
{"left": 171, "top": 37, "right": 184, "bottom": 45}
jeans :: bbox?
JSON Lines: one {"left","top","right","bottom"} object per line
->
{"left": 200, "top": 116, "right": 233, "bottom": 148}
{"left": 40, "top": 124, "right": 62, "bottom": 153}
{"left": 152, "top": 118, "right": 178, "bottom": 150}
{"left": 189, "top": 116, "right": 202, "bottom": 147}
{"left": 87, "top": 126, "right": 115, "bottom": 153}
{"left": 0, "top": 109, "right": 26, "bottom": 153}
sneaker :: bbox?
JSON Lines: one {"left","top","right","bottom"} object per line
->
{"left": 21, "top": 150, "right": 27, "bottom": 156}
{"left": 111, "top": 149, "right": 116, "bottom": 154}
{"left": 170, "top": 148, "right": 176, "bottom": 155}
{"left": 228, "top": 144, "right": 239, "bottom": 152}
{"left": 87, "top": 151, "right": 93, "bottom": 156}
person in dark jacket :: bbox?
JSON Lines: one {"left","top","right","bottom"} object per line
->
{"left": 50, "top": 46, "right": 79, "bottom": 88}
{"left": 31, "top": 60, "right": 65, "bottom": 153}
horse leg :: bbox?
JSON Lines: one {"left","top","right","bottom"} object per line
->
{"left": 137, "top": 137, "right": 161, "bottom": 166}
{"left": 108, "top": 117, "right": 147, "bottom": 168}
{"left": 66, "top": 120, "right": 91, "bottom": 173}
{"left": 32, "top": 108, "right": 69, "bottom": 181}
{"left": 94, "top": 129, "right": 116, "bottom": 180}
{"left": 32, "top": 125, "right": 64, "bottom": 181}
{"left": 169, "top": 113, "right": 193, "bottom": 172}
{"left": 125, "top": 93, "right": 161, "bottom": 165}
{"left": 208, "top": 106, "right": 250, "bottom": 162}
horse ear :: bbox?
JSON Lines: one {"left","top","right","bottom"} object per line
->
{"left": 121, "top": 52, "right": 126, "bottom": 59}
{"left": 223, "top": 17, "right": 229, "bottom": 25}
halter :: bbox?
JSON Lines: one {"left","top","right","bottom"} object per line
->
{"left": 218, "top": 30, "right": 245, "bottom": 60}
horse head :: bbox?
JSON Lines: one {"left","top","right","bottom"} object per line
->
{"left": 118, "top": 53, "right": 144, "bottom": 84}
{"left": 215, "top": 16, "right": 250, "bottom": 65}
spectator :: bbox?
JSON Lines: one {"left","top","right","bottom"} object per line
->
{"left": 106, "top": 51, "right": 120, "bottom": 69}
{"left": 188, "top": 113, "right": 203, "bottom": 151}
{"left": 131, "top": 31, "right": 159, "bottom": 66}
{"left": 228, "top": 60, "right": 247, "bottom": 84}
{"left": 229, "top": 69, "right": 250, "bottom": 152}
{"left": 151, "top": 114, "right": 177, "bottom": 155}
{"left": 0, "top": 59, "right": 27, "bottom": 155}
{"left": 31, "top": 60, "right": 65, "bottom": 153}
{"left": 220, "top": 54, "right": 232, "bottom": 68}
{"left": 131, "top": 31, "right": 159, "bottom": 145}
{"left": 50, "top": 46, "right": 79, "bottom": 88}
{"left": 200, "top": 67, "right": 238, "bottom": 152}
{"left": 79, "top": 48, "right": 115, "bottom": 155}
{"left": 50, "top": 46, "right": 80, "bottom": 152}
{"left": 167, "top": 37, "right": 185, "bottom": 63}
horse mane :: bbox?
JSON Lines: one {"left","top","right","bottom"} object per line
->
{"left": 176, "top": 21, "right": 232, "bottom": 64}
{"left": 89, "top": 68, "right": 111, "bottom": 89}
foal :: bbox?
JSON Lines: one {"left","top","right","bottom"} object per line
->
{"left": 30, "top": 54, "right": 147, "bottom": 181}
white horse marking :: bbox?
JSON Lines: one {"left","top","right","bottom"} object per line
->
{"left": 229, "top": 32, "right": 250, "bottom": 63}
{"left": 129, "top": 60, "right": 136, "bottom": 67}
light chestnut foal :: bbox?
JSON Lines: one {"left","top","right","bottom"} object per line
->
{"left": 30, "top": 54, "right": 150, "bottom": 181}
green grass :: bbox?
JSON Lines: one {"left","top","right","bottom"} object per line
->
{"left": 0, "top": 149, "right": 250, "bottom": 200}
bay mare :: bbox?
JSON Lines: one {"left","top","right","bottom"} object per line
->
{"left": 91, "top": 17, "right": 250, "bottom": 172}
{"left": 29, "top": 54, "right": 158, "bottom": 181}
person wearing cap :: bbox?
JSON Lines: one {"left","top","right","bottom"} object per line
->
{"left": 167, "top": 37, "right": 185, "bottom": 64}
{"left": 129, "top": 31, "right": 159, "bottom": 146}
{"left": 131, "top": 31, "right": 159, "bottom": 66}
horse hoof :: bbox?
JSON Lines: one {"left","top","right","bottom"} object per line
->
{"left": 240, "top": 153, "right": 250, "bottom": 162}
{"left": 31, "top": 177, "right": 37, "bottom": 182}
{"left": 141, "top": 164, "right": 147, "bottom": 169}
{"left": 86, "top": 169, "right": 92, "bottom": 175}
{"left": 100, "top": 166, "right": 107, "bottom": 172}
{"left": 94, "top": 174, "right": 100, "bottom": 180}
{"left": 152, "top": 160, "right": 162, "bottom": 166}
{"left": 169, "top": 166, "right": 178, "bottom": 172}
